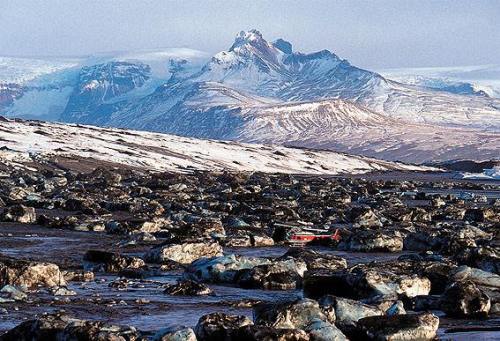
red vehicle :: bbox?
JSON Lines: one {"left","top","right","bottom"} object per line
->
{"left": 289, "top": 229, "right": 341, "bottom": 243}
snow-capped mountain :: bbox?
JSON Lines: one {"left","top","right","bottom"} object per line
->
{"left": 0, "top": 30, "right": 499, "bottom": 163}
{"left": 191, "top": 29, "right": 385, "bottom": 103}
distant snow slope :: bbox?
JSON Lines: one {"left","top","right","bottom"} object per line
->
{"left": 0, "top": 118, "right": 430, "bottom": 174}
{"left": 380, "top": 64, "right": 500, "bottom": 98}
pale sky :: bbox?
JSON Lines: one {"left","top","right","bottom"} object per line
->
{"left": 1, "top": 0, "right": 499, "bottom": 69}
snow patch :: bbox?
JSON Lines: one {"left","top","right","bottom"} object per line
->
{"left": 0, "top": 118, "right": 432, "bottom": 175}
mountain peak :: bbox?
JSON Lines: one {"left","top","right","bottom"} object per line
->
{"left": 272, "top": 38, "right": 293, "bottom": 54}
{"left": 230, "top": 29, "right": 266, "bottom": 51}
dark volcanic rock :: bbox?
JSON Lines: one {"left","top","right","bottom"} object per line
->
{"left": 356, "top": 312, "right": 439, "bottom": 341}
{"left": 235, "top": 260, "right": 305, "bottom": 290}
{"left": 1, "top": 204, "right": 36, "bottom": 223}
{"left": 303, "top": 265, "right": 430, "bottom": 300}
{"left": 83, "top": 250, "right": 145, "bottom": 273}
{"left": 441, "top": 280, "right": 491, "bottom": 318}
{"left": 254, "top": 299, "right": 329, "bottom": 329}
{"left": 235, "top": 325, "right": 310, "bottom": 341}
{"left": 0, "top": 314, "right": 141, "bottom": 340}
{"left": 0, "top": 255, "right": 66, "bottom": 289}
{"left": 277, "top": 248, "right": 347, "bottom": 271}
{"left": 194, "top": 312, "right": 253, "bottom": 341}
{"left": 164, "top": 279, "right": 213, "bottom": 296}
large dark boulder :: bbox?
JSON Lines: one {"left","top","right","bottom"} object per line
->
{"left": 441, "top": 280, "right": 491, "bottom": 318}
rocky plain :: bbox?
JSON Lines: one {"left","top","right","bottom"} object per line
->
{"left": 0, "top": 160, "right": 497, "bottom": 341}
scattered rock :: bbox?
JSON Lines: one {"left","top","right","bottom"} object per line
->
{"left": 155, "top": 326, "right": 197, "bottom": 341}
{"left": 441, "top": 280, "right": 491, "bottom": 318}
{"left": 318, "top": 295, "right": 383, "bottom": 329}
{"left": 305, "top": 318, "right": 347, "bottom": 341}
{"left": 145, "top": 242, "right": 223, "bottom": 264}
{"left": 194, "top": 312, "right": 253, "bottom": 341}
{"left": 235, "top": 259, "right": 306, "bottom": 290}
{"left": 254, "top": 299, "right": 329, "bottom": 329}
{"left": 83, "top": 250, "right": 145, "bottom": 273}
{"left": 185, "top": 254, "right": 271, "bottom": 283}
{"left": 164, "top": 280, "right": 213, "bottom": 296}
{"left": 357, "top": 312, "right": 439, "bottom": 341}
{"left": 1, "top": 204, "right": 36, "bottom": 223}
{"left": 0, "top": 256, "right": 66, "bottom": 289}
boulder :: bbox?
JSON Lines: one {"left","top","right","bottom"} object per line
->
{"left": 83, "top": 250, "right": 145, "bottom": 273}
{"left": 464, "top": 207, "right": 497, "bottom": 222}
{"left": 0, "top": 314, "right": 69, "bottom": 340}
{"left": 343, "top": 230, "right": 403, "bottom": 252}
{"left": 145, "top": 242, "right": 223, "bottom": 264}
{"left": 349, "top": 207, "right": 382, "bottom": 227}
{"left": 418, "top": 262, "right": 456, "bottom": 294}
{"left": 235, "top": 325, "right": 309, "bottom": 340}
{"left": 0, "top": 257, "right": 65, "bottom": 289}
{"left": 456, "top": 246, "right": 500, "bottom": 274}
{"left": 62, "top": 270, "right": 95, "bottom": 282}
{"left": 357, "top": 312, "right": 439, "bottom": 341}
{"left": 164, "top": 280, "right": 213, "bottom": 296}
{"left": 0, "top": 285, "right": 27, "bottom": 301}
{"left": 305, "top": 318, "right": 347, "bottom": 341}
{"left": 253, "top": 235, "right": 275, "bottom": 247}
{"left": 185, "top": 254, "right": 270, "bottom": 283}
{"left": 303, "top": 268, "right": 430, "bottom": 300}
{"left": 278, "top": 248, "right": 347, "bottom": 271}
{"left": 61, "top": 319, "right": 139, "bottom": 340}
{"left": 1, "top": 204, "right": 36, "bottom": 223}
{"left": 254, "top": 299, "right": 329, "bottom": 329}
{"left": 318, "top": 296, "right": 383, "bottom": 329}
{"left": 194, "top": 312, "right": 253, "bottom": 341}
{"left": 441, "top": 281, "right": 491, "bottom": 318}
{"left": 156, "top": 326, "right": 197, "bottom": 341}
{"left": 0, "top": 314, "right": 141, "bottom": 340}
{"left": 235, "top": 259, "right": 306, "bottom": 290}
{"left": 451, "top": 266, "right": 500, "bottom": 289}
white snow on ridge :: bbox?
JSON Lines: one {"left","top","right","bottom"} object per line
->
{"left": 380, "top": 64, "right": 500, "bottom": 98}
{"left": 0, "top": 118, "right": 431, "bottom": 174}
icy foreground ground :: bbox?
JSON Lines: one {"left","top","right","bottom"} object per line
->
{"left": 0, "top": 118, "right": 429, "bottom": 174}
